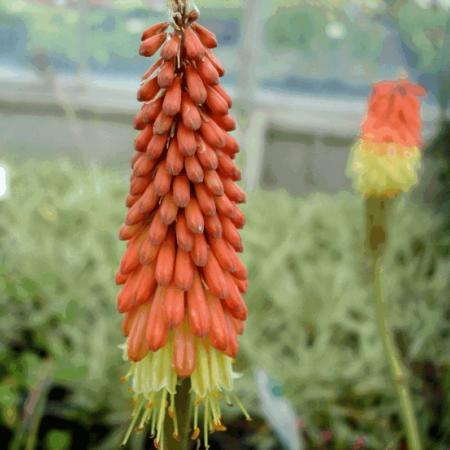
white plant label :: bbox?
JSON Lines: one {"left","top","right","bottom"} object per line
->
{"left": 0, "top": 164, "right": 8, "bottom": 200}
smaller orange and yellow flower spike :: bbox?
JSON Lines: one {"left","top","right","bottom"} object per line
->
{"left": 348, "top": 78, "right": 426, "bottom": 197}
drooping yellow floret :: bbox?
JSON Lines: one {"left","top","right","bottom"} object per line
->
{"left": 120, "top": 338, "right": 249, "bottom": 450}
{"left": 348, "top": 139, "right": 421, "bottom": 197}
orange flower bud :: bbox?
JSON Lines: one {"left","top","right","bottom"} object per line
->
{"left": 135, "top": 262, "right": 157, "bottom": 305}
{"left": 148, "top": 213, "right": 168, "bottom": 245}
{"left": 115, "top": 269, "right": 128, "bottom": 286}
{"left": 137, "top": 76, "right": 159, "bottom": 101}
{"left": 166, "top": 139, "right": 184, "bottom": 175}
{"left": 209, "top": 238, "right": 236, "bottom": 272}
{"left": 127, "top": 303, "right": 152, "bottom": 361}
{"left": 181, "top": 93, "right": 202, "bottom": 130}
{"left": 130, "top": 176, "right": 150, "bottom": 196}
{"left": 200, "top": 116, "right": 227, "bottom": 149}
{"left": 197, "top": 57, "right": 220, "bottom": 85}
{"left": 161, "top": 34, "right": 180, "bottom": 60}
{"left": 165, "top": 284, "right": 185, "bottom": 327}
{"left": 134, "top": 125, "right": 153, "bottom": 152}
{"left": 155, "top": 232, "right": 176, "bottom": 286}
{"left": 119, "top": 222, "right": 143, "bottom": 241}
{"left": 196, "top": 137, "right": 218, "bottom": 170}
{"left": 185, "top": 65, "right": 207, "bottom": 104}
{"left": 184, "top": 27, "right": 206, "bottom": 60}
{"left": 224, "top": 311, "right": 239, "bottom": 358}
{"left": 153, "top": 110, "right": 174, "bottom": 135}
{"left": 206, "top": 85, "right": 229, "bottom": 115}
{"left": 206, "top": 49, "right": 225, "bottom": 77}
{"left": 133, "top": 154, "right": 156, "bottom": 177}
{"left": 117, "top": 270, "right": 138, "bottom": 313}
{"left": 162, "top": 76, "right": 182, "bottom": 116}
{"left": 221, "top": 216, "right": 242, "bottom": 252}
{"left": 212, "top": 83, "right": 232, "bottom": 107}
{"left": 212, "top": 113, "right": 236, "bottom": 132}
{"left": 153, "top": 162, "right": 172, "bottom": 196}
{"left": 192, "top": 233, "right": 208, "bottom": 267}
{"left": 157, "top": 59, "right": 175, "bottom": 88}
{"left": 120, "top": 231, "right": 147, "bottom": 274}
{"left": 159, "top": 193, "right": 178, "bottom": 225}
{"left": 173, "top": 322, "right": 196, "bottom": 377}
{"left": 177, "top": 121, "right": 197, "bottom": 156}
{"left": 174, "top": 249, "right": 195, "bottom": 291}
{"left": 207, "top": 293, "right": 228, "bottom": 351}
{"left": 194, "top": 183, "right": 216, "bottom": 216}
{"left": 222, "top": 177, "right": 246, "bottom": 203}
{"left": 141, "top": 22, "right": 169, "bottom": 41}
{"left": 217, "top": 151, "right": 241, "bottom": 180}
{"left": 187, "top": 271, "right": 210, "bottom": 336}
{"left": 185, "top": 197, "right": 204, "bottom": 234}
{"left": 139, "top": 32, "right": 167, "bottom": 57}
{"left": 141, "top": 57, "right": 164, "bottom": 81}
{"left": 146, "top": 286, "right": 169, "bottom": 351}
{"left": 192, "top": 23, "right": 218, "bottom": 49}
{"left": 204, "top": 170, "right": 224, "bottom": 196}
{"left": 139, "top": 238, "right": 159, "bottom": 265}
{"left": 185, "top": 155, "right": 204, "bottom": 184}
{"left": 204, "top": 214, "right": 222, "bottom": 239}
{"left": 175, "top": 213, "right": 194, "bottom": 251}
{"left": 146, "top": 133, "right": 168, "bottom": 160}
{"left": 172, "top": 174, "right": 191, "bottom": 208}
{"left": 126, "top": 198, "right": 146, "bottom": 224}
{"left": 142, "top": 97, "right": 163, "bottom": 122}
{"left": 138, "top": 183, "right": 159, "bottom": 214}
{"left": 203, "top": 250, "right": 228, "bottom": 299}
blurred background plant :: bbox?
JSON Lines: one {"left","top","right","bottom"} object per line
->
{"left": 1, "top": 162, "right": 449, "bottom": 449}
{"left": 0, "top": 0, "right": 449, "bottom": 449}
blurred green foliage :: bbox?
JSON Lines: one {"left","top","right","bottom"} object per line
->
{"left": 265, "top": 4, "right": 384, "bottom": 64}
{"left": 0, "top": 161, "right": 449, "bottom": 449}
{"left": 1, "top": 0, "right": 449, "bottom": 98}
{"left": 0, "top": 0, "right": 383, "bottom": 72}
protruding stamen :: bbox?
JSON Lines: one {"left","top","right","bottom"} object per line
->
{"left": 138, "top": 403, "right": 153, "bottom": 431}
{"left": 191, "top": 427, "right": 200, "bottom": 440}
{"left": 150, "top": 396, "right": 158, "bottom": 437}
{"left": 213, "top": 421, "right": 227, "bottom": 432}
{"left": 121, "top": 399, "right": 145, "bottom": 447}
{"left": 224, "top": 393, "right": 233, "bottom": 406}
{"left": 172, "top": 431, "right": 181, "bottom": 442}
{"left": 231, "top": 393, "right": 251, "bottom": 421}
{"left": 204, "top": 399, "right": 210, "bottom": 448}
{"left": 169, "top": 392, "right": 179, "bottom": 439}
{"left": 193, "top": 401, "right": 199, "bottom": 436}
{"left": 156, "top": 390, "right": 168, "bottom": 444}
{"left": 209, "top": 396, "right": 220, "bottom": 425}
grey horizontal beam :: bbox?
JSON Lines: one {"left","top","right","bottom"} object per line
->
{"left": 0, "top": 74, "right": 439, "bottom": 140}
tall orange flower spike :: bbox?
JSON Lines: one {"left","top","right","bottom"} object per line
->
{"left": 348, "top": 78, "right": 426, "bottom": 197}
{"left": 116, "top": 2, "right": 249, "bottom": 448}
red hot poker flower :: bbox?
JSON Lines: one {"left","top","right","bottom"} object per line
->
{"left": 349, "top": 78, "right": 426, "bottom": 197}
{"left": 116, "top": 2, "right": 249, "bottom": 448}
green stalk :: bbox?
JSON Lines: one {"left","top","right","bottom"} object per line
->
{"left": 163, "top": 378, "right": 192, "bottom": 450}
{"left": 366, "top": 197, "right": 422, "bottom": 450}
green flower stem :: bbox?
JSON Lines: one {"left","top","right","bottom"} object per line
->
{"left": 366, "top": 198, "right": 422, "bottom": 450}
{"left": 163, "top": 378, "right": 192, "bottom": 450}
